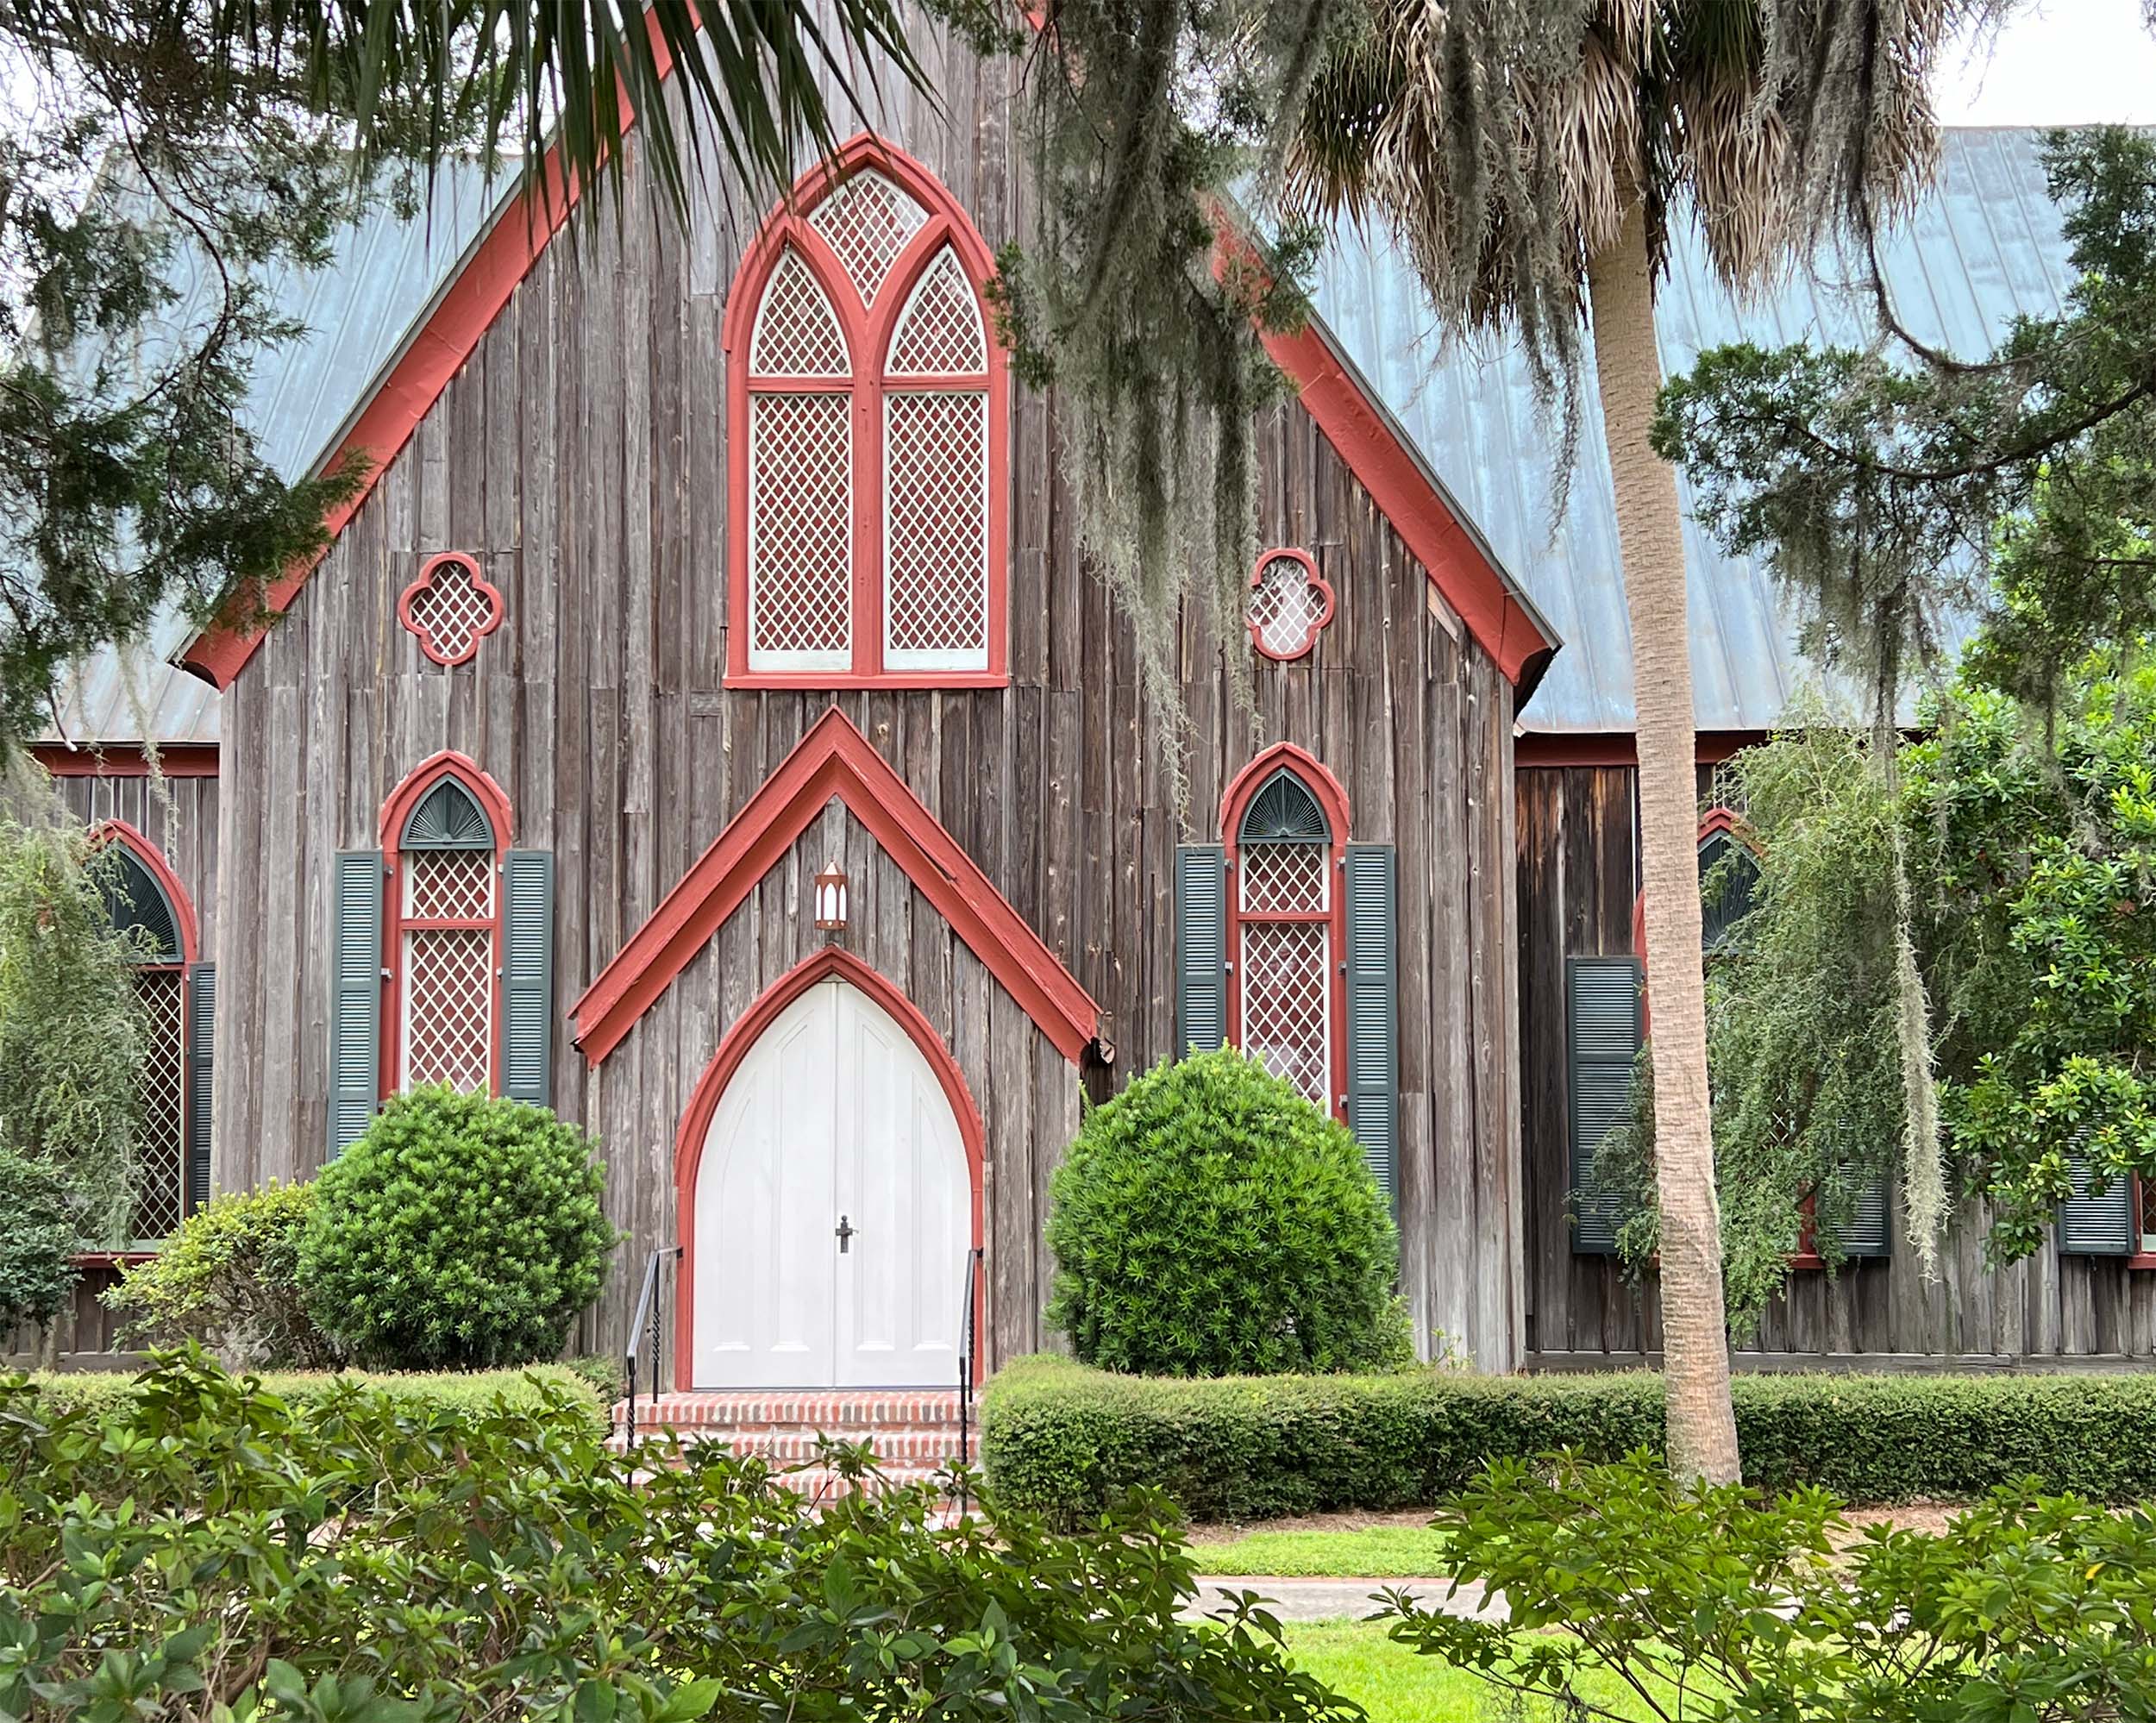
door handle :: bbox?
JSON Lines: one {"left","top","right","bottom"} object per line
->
{"left": 835, "top": 1213, "right": 855, "bottom": 1254}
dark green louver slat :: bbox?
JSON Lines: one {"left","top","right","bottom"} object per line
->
{"left": 185, "top": 962, "right": 215, "bottom": 1214}
{"left": 2059, "top": 1154, "right": 2134, "bottom": 1256}
{"left": 1175, "top": 844, "right": 1228, "bottom": 1056}
{"left": 501, "top": 850, "right": 555, "bottom": 1109}
{"left": 1566, "top": 955, "right": 1641, "bottom": 1255}
{"left": 1833, "top": 1174, "right": 1892, "bottom": 1259}
{"left": 330, "top": 851, "right": 384, "bottom": 1154}
{"left": 1344, "top": 843, "right": 1399, "bottom": 1206}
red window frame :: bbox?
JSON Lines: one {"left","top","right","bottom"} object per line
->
{"left": 377, "top": 753, "right": 515, "bottom": 1100}
{"left": 90, "top": 822, "right": 199, "bottom": 1237}
{"left": 721, "top": 135, "right": 1009, "bottom": 689}
{"left": 1221, "top": 744, "right": 1352, "bottom": 1121}
{"left": 1247, "top": 546, "right": 1336, "bottom": 662}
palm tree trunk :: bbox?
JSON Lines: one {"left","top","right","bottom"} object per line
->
{"left": 1586, "top": 199, "right": 1740, "bottom": 1486}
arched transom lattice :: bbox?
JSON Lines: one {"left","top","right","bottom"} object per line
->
{"left": 396, "top": 774, "right": 498, "bottom": 1095}
{"left": 1247, "top": 548, "right": 1334, "bottom": 661}
{"left": 729, "top": 142, "right": 1006, "bottom": 686}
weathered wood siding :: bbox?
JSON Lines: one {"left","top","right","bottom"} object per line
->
{"left": 209, "top": 35, "right": 1522, "bottom": 1373}
{"left": 1517, "top": 761, "right": 2156, "bottom": 1366}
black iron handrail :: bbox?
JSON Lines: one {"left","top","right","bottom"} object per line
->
{"left": 623, "top": 1244, "right": 682, "bottom": 1450}
{"left": 956, "top": 1244, "right": 983, "bottom": 1513}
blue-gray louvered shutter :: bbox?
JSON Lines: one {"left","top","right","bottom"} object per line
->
{"left": 1566, "top": 955, "right": 1641, "bottom": 1254}
{"left": 1344, "top": 843, "right": 1399, "bottom": 1206}
{"left": 501, "top": 850, "right": 555, "bottom": 1109}
{"left": 185, "top": 962, "right": 215, "bottom": 1214}
{"left": 1175, "top": 844, "right": 1228, "bottom": 1056}
{"left": 2059, "top": 1155, "right": 2134, "bottom": 1256}
{"left": 330, "top": 850, "right": 384, "bottom": 1154}
{"left": 1833, "top": 1174, "right": 1892, "bottom": 1259}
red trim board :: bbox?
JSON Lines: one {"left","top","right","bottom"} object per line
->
{"left": 178, "top": 57, "right": 1555, "bottom": 692}
{"left": 34, "top": 743, "right": 219, "bottom": 778}
{"left": 572, "top": 706, "right": 1100, "bottom": 1063}
{"left": 671, "top": 945, "right": 987, "bottom": 1386}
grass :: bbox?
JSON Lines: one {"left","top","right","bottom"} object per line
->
{"left": 1194, "top": 1525, "right": 1453, "bottom": 1577}
{"left": 1281, "top": 1620, "right": 1658, "bottom": 1723}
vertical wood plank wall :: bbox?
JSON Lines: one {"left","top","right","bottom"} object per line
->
{"left": 1516, "top": 761, "right": 2156, "bottom": 1365}
{"left": 209, "top": 41, "right": 1525, "bottom": 1371}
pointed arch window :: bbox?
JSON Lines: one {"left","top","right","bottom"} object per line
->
{"left": 91, "top": 824, "right": 206, "bottom": 1241}
{"left": 1229, "top": 764, "right": 1347, "bottom": 1109}
{"left": 724, "top": 139, "right": 1007, "bottom": 686}
{"left": 325, "top": 755, "right": 557, "bottom": 1154}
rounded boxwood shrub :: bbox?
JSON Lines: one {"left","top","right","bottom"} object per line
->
{"left": 1044, "top": 1048, "right": 1409, "bottom": 1376}
{"left": 298, "top": 1087, "right": 617, "bottom": 1369}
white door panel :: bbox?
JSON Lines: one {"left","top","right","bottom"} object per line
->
{"left": 693, "top": 976, "right": 970, "bottom": 1388}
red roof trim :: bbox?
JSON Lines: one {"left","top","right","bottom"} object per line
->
{"left": 178, "top": 32, "right": 1551, "bottom": 693}
{"left": 571, "top": 706, "right": 1100, "bottom": 1064}
{"left": 34, "top": 743, "right": 218, "bottom": 778}
{"left": 1256, "top": 317, "right": 1551, "bottom": 685}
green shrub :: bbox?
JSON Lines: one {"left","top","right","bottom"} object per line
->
{"left": 981, "top": 1356, "right": 2156, "bottom": 1519}
{"left": 1045, "top": 1049, "right": 1409, "bottom": 1376}
{"left": 0, "top": 1350, "right": 1355, "bottom": 1723}
{"left": 21, "top": 1359, "right": 611, "bottom": 1433}
{"left": 298, "top": 1087, "right": 618, "bottom": 1369}
{"left": 1393, "top": 1453, "right": 2156, "bottom": 1723}
{"left": 0, "top": 1148, "right": 77, "bottom": 1331}
{"left": 103, "top": 1179, "right": 339, "bottom": 1368}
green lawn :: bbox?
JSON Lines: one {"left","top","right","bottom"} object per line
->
{"left": 1194, "top": 1525, "right": 1452, "bottom": 1577}
{"left": 1281, "top": 1620, "right": 1657, "bottom": 1723}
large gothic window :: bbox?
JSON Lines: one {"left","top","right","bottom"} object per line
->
{"left": 725, "top": 140, "right": 1006, "bottom": 686}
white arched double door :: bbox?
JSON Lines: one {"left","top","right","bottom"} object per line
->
{"left": 692, "top": 977, "right": 972, "bottom": 1388}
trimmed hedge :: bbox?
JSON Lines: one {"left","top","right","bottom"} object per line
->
{"left": 981, "top": 1356, "right": 2156, "bottom": 1519}
{"left": 21, "top": 1363, "right": 611, "bottom": 1434}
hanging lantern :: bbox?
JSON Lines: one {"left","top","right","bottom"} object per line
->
{"left": 813, "top": 862, "right": 849, "bottom": 930}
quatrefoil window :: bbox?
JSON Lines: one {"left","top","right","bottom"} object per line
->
{"left": 398, "top": 553, "right": 505, "bottom": 667}
{"left": 1247, "top": 548, "right": 1335, "bottom": 662}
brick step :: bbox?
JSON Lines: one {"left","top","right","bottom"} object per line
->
{"left": 624, "top": 1427, "right": 967, "bottom": 1465}
{"left": 614, "top": 1390, "right": 973, "bottom": 1432}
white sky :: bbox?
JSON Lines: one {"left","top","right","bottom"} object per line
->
{"left": 1938, "top": 0, "right": 2156, "bottom": 125}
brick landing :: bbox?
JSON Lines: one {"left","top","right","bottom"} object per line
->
{"left": 609, "top": 1389, "right": 978, "bottom": 1498}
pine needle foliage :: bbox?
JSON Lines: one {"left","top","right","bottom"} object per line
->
{"left": 949, "top": 0, "right": 1342, "bottom": 802}
{"left": 0, "top": 814, "right": 148, "bottom": 1247}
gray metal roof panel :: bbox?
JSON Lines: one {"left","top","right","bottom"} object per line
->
{"left": 44, "top": 164, "right": 506, "bottom": 749}
{"left": 1309, "top": 127, "right": 2078, "bottom": 732}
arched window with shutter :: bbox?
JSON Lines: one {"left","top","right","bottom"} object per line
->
{"left": 724, "top": 137, "right": 1007, "bottom": 687}
{"left": 327, "top": 755, "right": 555, "bottom": 1153}
{"left": 91, "top": 824, "right": 205, "bottom": 1240}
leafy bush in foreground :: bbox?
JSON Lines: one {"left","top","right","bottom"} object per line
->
{"left": 0, "top": 1350, "right": 1355, "bottom": 1723}
{"left": 104, "top": 1179, "right": 339, "bottom": 1367}
{"left": 1046, "top": 1049, "right": 1409, "bottom": 1376}
{"left": 1395, "top": 1454, "right": 2156, "bottom": 1723}
{"left": 298, "top": 1086, "right": 617, "bottom": 1368}
{"left": 0, "top": 1149, "right": 77, "bottom": 1332}
{"left": 982, "top": 1355, "right": 2156, "bottom": 1519}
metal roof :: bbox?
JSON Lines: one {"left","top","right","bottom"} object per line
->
{"left": 1309, "top": 127, "right": 2077, "bottom": 733}
{"left": 43, "top": 163, "right": 507, "bottom": 749}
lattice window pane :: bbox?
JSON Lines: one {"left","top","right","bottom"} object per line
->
{"left": 749, "top": 392, "right": 854, "bottom": 666}
{"left": 883, "top": 392, "right": 988, "bottom": 668}
{"left": 404, "top": 927, "right": 493, "bottom": 1093}
{"left": 130, "top": 968, "right": 185, "bottom": 1239}
{"left": 405, "top": 849, "right": 494, "bottom": 921}
{"left": 404, "top": 558, "right": 500, "bottom": 666}
{"left": 1249, "top": 555, "right": 1328, "bottom": 658}
{"left": 888, "top": 247, "right": 987, "bottom": 375}
{"left": 1239, "top": 920, "right": 1332, "bottom": 1106}
{"left": 1240, "top": 841, "right": 1329, "bottom": 914}
{"left": 751, "top": 250, "right": 850, "bottom": 375}
{"left": 809, "top": 168, "right": 927, "bottom": 306}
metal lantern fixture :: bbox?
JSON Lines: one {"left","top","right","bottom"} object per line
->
{"left": 813, "top": 862, "right": 849, "bottom": 930}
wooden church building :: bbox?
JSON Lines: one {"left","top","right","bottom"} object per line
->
{"left": 25, "top": 46, "right": 2156, "bottom": 1376}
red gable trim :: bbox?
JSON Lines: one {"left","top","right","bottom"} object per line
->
{"left": 34, "top": 743, "right": 218, "bottom": 778}
{"left": 1257, "top": 318, "right": 1552, "bottom": 685}
{"left": 572, "top": 706, "right": 1100, "bottom": 1064}
{"left": 178, "top": 39, "right": 1551, "bottom": 692}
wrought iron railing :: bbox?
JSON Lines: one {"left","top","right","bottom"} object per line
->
{"left": 955, "top": 1244, "right": 983, "bottom": 1513}
{"left": 623, "top": 1244, "right": 682, "bottom": 1450}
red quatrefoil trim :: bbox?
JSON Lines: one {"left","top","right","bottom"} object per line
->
{"left": 1247, "top": 547, "right": 1335, "bottom": 662}
{"left": 398, "top": 553, "right": 505, "bottom": 667}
